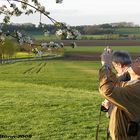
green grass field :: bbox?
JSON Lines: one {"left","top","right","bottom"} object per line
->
{"left": 65, "top": 46, "right": 140, "bottom": 53}
{"left": 32, "top": 34, "right": 60, "bottom": 41}
{"left": 2, "top": 45, "right": 138, "bottom": 139}
{"left": 31, "top": 27, "right": 140, "bottom": 40}
{"left": 114, "top": 27, "right": 140, "bottom": 34}
{"left": 15, "top": 52, "right": 35, "bottom": 58}
{"left": 0, "top": 60, "right": 108, "bottom": 140}
{"left": 81, "top": 34, "right": 120, "bottom": 40}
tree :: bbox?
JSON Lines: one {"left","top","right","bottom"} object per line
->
{"left": 0, "top": 38, "right": 19, "bottom": 63}
{"left": 0, "top": 1, "right": 79, "bottom": 61}
{"left": 0, "top": 0, "right": 80, "bottom": 40}
{"left": 99, "top": 24, "right": 113, "bottom": 28}
{"left": 0, "top": 0, "right": 80, "bottom": 58}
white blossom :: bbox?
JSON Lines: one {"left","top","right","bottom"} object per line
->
{"left": 60, "top": 42, "right": 64, "bottom": 47}
{"left": 26, "top": 36, "right": 33, "bottom": 44}
{"left": 66, "top": 31, "right": 73, "bottom": 39}
{"left": 56, "top": 29, "right": 63, "bottom": 36}
{"left": 41, "top": 42, "right": 47, "bottom": 48}
{"left": 49, "top": 41, "right": 55, "bottom": 47}
{"left": 10, "top": 3, "right": 16, "bottom": 9}
{"left": 54, "top": 43, "right": 59, "bottom": 48}
{"left": 37, "top": 51, "right": 43, "bottom": 57}
{"left": 0, "top": 35, "right": 5, "bottom": 41}
{"left": 16, "top": 31, "right": 22, "bottom": 38}
{"left": 44, "top": 31, "right": 49, "bottom": 37}
{"left": 19, "top": 38, "right": 24, "bottom": 45}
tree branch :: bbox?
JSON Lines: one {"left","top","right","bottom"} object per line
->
{"left": 6, "top": 0, "right": 11, "bottom": 4}
{"left": 8, "top": 0, "right": 58, "bottom": 24}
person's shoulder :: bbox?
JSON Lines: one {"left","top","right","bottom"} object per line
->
{"left": 124, "top": 80, "right": 140, "bottom": 90}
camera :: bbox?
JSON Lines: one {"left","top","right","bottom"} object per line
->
{"left": 100, "top": 105, "right": 108, "bottom": 112}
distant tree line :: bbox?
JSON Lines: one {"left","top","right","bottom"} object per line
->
{"left": 74, "top": 24, "right": 114, "bottom": 35}
{"left": 1, "top": 23, "right": 57, "bottom": 35}
{"left": 0, "top": 22, "right": 140, "bottom": 36}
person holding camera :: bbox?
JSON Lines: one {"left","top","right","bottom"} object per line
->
{"left": 99, "top": 50, "right": 140, "bottom": 140}
{"left": 101, "top": 48, "right": 131, "bottom": 116}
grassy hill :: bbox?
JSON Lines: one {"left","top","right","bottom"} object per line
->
{"left": 0, "top": 60, "right": 108, "bottom": 139}
{"left": 114, "top": 27, "right": 140, "bottom": 34}
{"left": 65, "top": 46, "right": 140, "bottom": 53}
{"left": 27, "top": 27, "right": 140, "bottom": 41}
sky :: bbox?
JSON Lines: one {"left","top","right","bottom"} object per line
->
{"left": 1, "top": 0, "right": 140, "bottom": 26}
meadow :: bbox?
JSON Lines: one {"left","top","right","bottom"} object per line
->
{"left": 1, "top": 45, "right": 139, "bottom": 140}
{"left": 0, "top": 60, "right": 108, "bottom": 140}
{"left": 65, "top": 46, "right": 140, "bottom": 53}
{"left": 114, "top": 27, "right": 140, "bottom": 34}
{"left": 31, "top": 34, "right": 60, "bottom": 41}
{"left": 30, "top": 27, "right": 140, "bottom": 41}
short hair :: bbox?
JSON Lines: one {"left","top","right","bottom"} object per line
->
{"left": 112, "top": 51, "right": 132, "bottom": 65}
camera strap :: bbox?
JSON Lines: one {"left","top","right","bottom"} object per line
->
{"left": 106, "top": 125, "right": 110, "bottom": 140}
{"left": 95, "top": 109, "right": 102, "bottom": 140}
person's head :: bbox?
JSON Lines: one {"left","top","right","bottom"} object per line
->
{"left": 127, "top": 58, "right": 140, "bottom": 80}
{"left": 112, "top": 51, "right": 132, "bottom": 75}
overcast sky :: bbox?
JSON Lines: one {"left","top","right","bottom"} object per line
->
{"left": 1, "top": 0, "right": 140, "bottom": 25}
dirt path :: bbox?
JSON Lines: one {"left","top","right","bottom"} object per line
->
{"left": 59, "top": 40, "right": 140, "bottom": 46}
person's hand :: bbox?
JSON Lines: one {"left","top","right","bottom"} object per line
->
{"left": 101, "top": 46, "right": 113, "bottom": 66}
